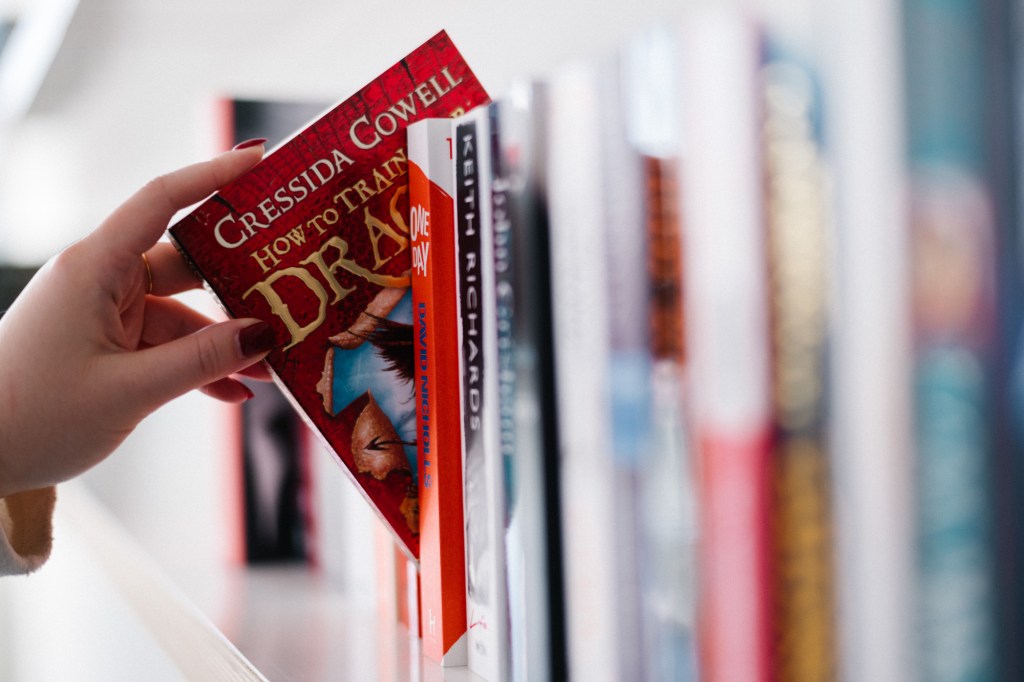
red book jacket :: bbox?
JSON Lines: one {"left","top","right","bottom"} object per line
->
{"left": 169, "top": 31, "right": 489, "bottom": 560}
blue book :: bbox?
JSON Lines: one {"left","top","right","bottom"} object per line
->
{"left": 902, "top": 0, "right": 999, "bottom": 678}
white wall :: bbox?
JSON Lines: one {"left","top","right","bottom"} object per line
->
{"left": 0, "top": 0, "right": 688, "bottom": 262}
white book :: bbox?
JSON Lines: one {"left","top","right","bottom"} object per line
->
{"left": 408, "top": 114, "right": 469, "bottom": 668}
{"left": 547, "top": 46, "right": 651, "bottom": 679}
{"left": 678, "top": 9, "right": 774, "bottom": 680}
{"left": 819, "top": 0, "right": 915, "bottom": 680}
{"left": 545, "top": 58, "right": 620, "bottom": 682}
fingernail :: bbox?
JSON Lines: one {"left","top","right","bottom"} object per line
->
{"left": 238, "top": 321, "right": 277, "bottom": 357}
{"left": 233, "top": 137, "right": 268, "bottom": 151}
{"left": 242, "top": 384, "right": 256, "bottom": 401}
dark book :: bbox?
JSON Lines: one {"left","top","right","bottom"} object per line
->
{"left": 985, "top": 0, "right": 1024, "bottom": 677}
{"left": 222, "top": 98, "right": 328, "bottom": 565}
{"left": 452, "top": 105, "right": 510, "bottom": 679}
{"left": 903, "top": 0, "right": 1000, "bottom": 677}
{"left": 492, "top": 81, "right": 568, "bottom": 682}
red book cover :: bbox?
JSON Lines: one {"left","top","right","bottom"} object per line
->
{"left": 169, "top": 31, "right": 489, "bottom": 560}
{"left": 408, "top": 116, "right": 470, "bottom": 664}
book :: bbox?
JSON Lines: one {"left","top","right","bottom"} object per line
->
{"left": 543, "top": 58, "right": 613, "bottom": 682}
{"left": 985, "top": 0, "right": 1024, "bottom": 675}
{"left": 492, "top": 81, "right": 568, "bottom": 682}
{"left": 819, "top": 0, "right": 916, "bottom": 678}
{"left": 623, "top": 27, "right": 700, "bottom": 682}
{"left": 640, "top": 154, "right": 701, "bottom": 682}
{"left": 452, "top": 105, "right": 511, "bottom": 681}
{"left": 168, "top": 31, "right": 489, "bottom": 560}
{"left": 902, "top": 0, "right": 999, "bottom": 676}
{"left": 677, "top": 10, "right": 773, "bottom": 680}
{"left": 758, "top": 37, "right": 837, "bottom": 682}
{"left": 407, "top": 113, "right": 469, "bottom": 666}
{"left": 546, "top": 52, "right": 649, "bottom": 682}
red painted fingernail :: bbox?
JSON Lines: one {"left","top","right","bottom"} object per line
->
{"left": 242, "top": 384, "right": 256, "bottom": 401}
{"left": 233, "top": 137, "right": 267, "bottom": 151}
{"left": 238, "top": 321, "right": 276, "bottom": 357}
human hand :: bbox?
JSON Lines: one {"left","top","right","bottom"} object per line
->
{"left": 0, "top": 143, "right": 278, "bottom": 498}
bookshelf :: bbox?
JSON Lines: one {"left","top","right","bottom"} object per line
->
{"left": 3, "top": 1, "right": 1020, "bottom": 680}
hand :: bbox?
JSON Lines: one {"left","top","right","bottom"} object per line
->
{"left": 0, "top": 143, "right": 279, "bottom": 498}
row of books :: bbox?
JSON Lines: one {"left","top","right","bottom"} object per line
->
{"left": 167, "top": 3, "right": 1024, "bottom": 678}
{"left": 400, "top": 21, "right": 813, "bottom": 681}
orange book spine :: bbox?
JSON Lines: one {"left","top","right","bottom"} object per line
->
{"left": 409, "top": 118, "right": 469, "bottom": 664}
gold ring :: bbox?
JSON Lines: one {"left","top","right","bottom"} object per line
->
{"left": 141, "top": 252, "right": 154, "bottom": 295}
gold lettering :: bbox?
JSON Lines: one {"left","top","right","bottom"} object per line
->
{"left": 390, "top": 185, "right": 410, "bottom": 235}
{"left": 243, "top": 267, "right": 328, "bottom": 349}
{"left": 372, "top": 167, "right": 395, "bottom": 194}
{"left": 310, "top": 235, "right": 410, "bottom": 289}
{"left": 364, "top": 199, "right": 408, "bottom": 269}
{"left": 300, "top": 237, "right": 359, "bottom": 304}
{"left": 414, "top": 82, "right": 437, "bottom": 107}
{"left": 335, "top": 187, "right": 360, "bottom": 213}
{"left": 334, "top": 150, "right": 409, "bottom": 214}
{"left": 352, "top": 179, "right": 374, "bottom": 204}
{"left": 250, "top": 244, "right": 280, "bottom": 273}
{"left": 350, "top": 114, "right": 381, "bottom": 150}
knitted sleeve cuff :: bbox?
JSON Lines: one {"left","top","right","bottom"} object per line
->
{"left": 0, "top": 486, "right": 56, "bottom": 575}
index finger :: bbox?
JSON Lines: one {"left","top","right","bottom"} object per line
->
{"left": 92, "top": 143, "right": 265, "bottom": 255}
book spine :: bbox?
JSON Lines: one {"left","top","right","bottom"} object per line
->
{"left": 489, "top": 102, "right": 518, "bottom": 682}
{"left": 491, "top": 102, "right": 523, "bottom": 682}
{"left": 820, "top": 0, "right": 916, "bottom": 677}
{"left": 759, "top": 52, "right": 836, "bottom": 681}
{"left": 598, "top": 49, "right": 651, "bottom": 682}
{"left": 641, "top": 154, "right": 701, "bottom": 682}
{"left": 903, "top": 0, "right": 999, "bottom": 677}
{"left": 460, "top": 104, "right": 511, "bottom": 682}
{"left": 546, "top": 59, "right": 621, "bottom": 682}
{"left": 493, "top": 82, "right": 568, "bottom": 682}
{"left": 678, "top": 11, "right": 773, "bottom": 681}
{"left": 408, "top": 117, "right": 468, "bottom": 665}
{"left": 986, "top": 0, "right": 1024, "bottom": 675}
{"left": 453, "top": 111, "right": 501, "bottom": 672}
{"left": 623, "top": 28, "right": 700, "bottom": 681}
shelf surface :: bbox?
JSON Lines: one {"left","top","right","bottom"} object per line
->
{"left": 1, "top": 483, "right": 489, "bottom": 681}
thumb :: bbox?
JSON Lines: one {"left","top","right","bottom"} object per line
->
{"left": 117, "top": 319, "right": 278, "bottom": 412}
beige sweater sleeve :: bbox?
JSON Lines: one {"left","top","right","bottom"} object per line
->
{"left": 0, "top": 487, "right": 55, "bottom": 575}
